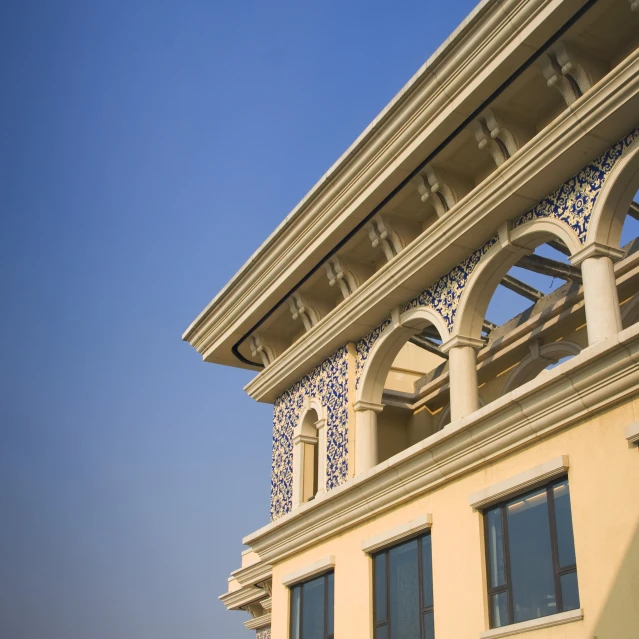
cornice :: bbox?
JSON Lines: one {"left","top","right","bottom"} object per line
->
{"left": 184, "top": 0, "right": 586, "bottom": 365}
{"left": 231, "top": 561, "right": 273, "bottom": 587}
{"left": 244, "top": 614, "right": 272, "bottom": 631}
{"left": 245, "top": 52, "right": 639, "bottom": 402}
{"left": 243, "top": 322, "right": 639, "bottom": 564}
{"left": 219, "top": 585, "right": 267, "bottom": 610}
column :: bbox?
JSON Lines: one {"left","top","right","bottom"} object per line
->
{"left": 440, "top": 335, "right": 484, "bottom": 423}
{"left": 315, "top": 417, "right": 327, "bottom": 496}
{"left": 352, "top": 400, "right": 384, "bottom": 475}
{"left": 571, "top": 243, "right": 624, "bottom": 345}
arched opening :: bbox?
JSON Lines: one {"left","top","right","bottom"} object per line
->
{"left": 292, "top": 400, "right": 326, "bottom": 506}
{"left": 356, "top": 308, "right": 450, "bottom": 472}
{"left": 453, "top": 219, "right": 585, "bottom": 405}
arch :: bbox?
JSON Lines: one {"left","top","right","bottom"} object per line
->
{"left": 500, "top": 340, "right": 582, "bottom": 396}
{"left": 586, "top": 134, "right": 639, "bottom": 248}
{"left": 452, "top": 218, "right": 580, "bottom": 340}
{"left": 292, "top": 397, "right": 327, "bottom": 506}
{"left": 621, "top": 293, "right": 639, "bottom": 329}
{"left": 357, "top": 306, "right": 450, "bottom": 406}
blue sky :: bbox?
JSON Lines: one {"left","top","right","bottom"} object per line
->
{"left": 0, "top": 2, "right": 481, "bottom": 638}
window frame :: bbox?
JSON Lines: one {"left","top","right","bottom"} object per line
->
{"left": 289, "top": 570, "right": 334, "bottom": 639}
{"left": 483, "top": 477, "right": 578, "bottom": 629}
{"left": 372, "top": 531, "right": 434, "bottom": 639}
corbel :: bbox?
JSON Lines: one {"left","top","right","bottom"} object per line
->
{"left": 366, "top": 214, "right": 416, "bottom": 262}
{"left": 540, "top": 41, "right": 606, "bottom": 106}
{"left": 245, "top": 602, "right": 265, "bottom": 619}
{"left": 249, "top": 333, "right": 288, "bottom": 367}
{"left": 288, "top": 292, "right": 332, "bottom": 331}
{"left": 472, "top": 109, "right": 529, "bottom": 167}
{"left": 414, "top": 165, "right": 468, "bottom": 218}
{"left": 324, "top": 256, "right": 371, "bottom": 300}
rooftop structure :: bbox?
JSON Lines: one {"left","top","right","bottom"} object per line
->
{"left": 185, "top": 1, "right": 639, "bottom": 637}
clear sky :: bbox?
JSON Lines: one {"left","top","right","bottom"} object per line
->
{"left": 0, "top": 2, "right": 482, "bottom": 638}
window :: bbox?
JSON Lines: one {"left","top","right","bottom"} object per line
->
{"left": 373, "top": 533, "right": 434, "bottom": 639}
{"left": 290, "top": 571, "right": 334, "bottom": 639}
{"left": 484, "top": 478, "right": 579, "bottom": 629}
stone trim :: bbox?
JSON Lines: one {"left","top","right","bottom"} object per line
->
{"left": 479, "top": 608, "right": 583, "bottom": 638}
{"left": 361, "top": 514, "right": 432, "bottom": 554}
{"left": 468, "top": 456, "right": 570, "bottom": 510}
{"left": 625, "top": 422, "right": 639, "bottom": 445}
{"left": 244, "top": 323, "right": 639, "bottom": 563}
{"left": 244, "top": 614, "right": 272, "bottom": 631}
{"left": 282, "top": 556, "right": 335, "bottom": 587}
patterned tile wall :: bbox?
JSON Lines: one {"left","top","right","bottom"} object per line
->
{"left": 256, "top": 625, "right": 271, "bottom": 639}
{"left": 271, "top": 125, "right": 639, "bottom": 520}
{"left": 270, "top": 347, "right": 349, "bottom": 520}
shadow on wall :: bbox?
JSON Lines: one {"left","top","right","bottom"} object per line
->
{"left": 591, "top": 505, "right": 639, "bottom": 637}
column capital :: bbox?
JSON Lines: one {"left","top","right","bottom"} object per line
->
{"left": 353, "top": 400, "right": 384, "bottom": 413}
{"left": 570, "top": 242, "right": 625, "bottom": 266}
{"left": 440, "top": 334, "right": 485, "bottom": 354}
{"left": 314, "top": 418, "right": 327, "bottom": 431}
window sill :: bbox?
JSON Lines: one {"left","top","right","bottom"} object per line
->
{"left": 479, "top": 609, "right": 583, "bottom": 638}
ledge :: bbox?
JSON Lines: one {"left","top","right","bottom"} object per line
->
{"left": 362, "top": 514, "right": 432, "bottom": 554}
{"left": 625, "top": 421, "right": 639, "bottom": 445}
{"left": 469, "top": 456, "right": 569, "bottom": 510}
{"left": 282, "top": 556, "right": 335, "bottom": 587}
{"left": 243, "top": 323, "right": 639, "bottom": 564}
{"left": 479, "top": 608, "right": 583, "bottom": 638}
{"left": 244, "top": 614, "right": 272, "bottom": 631}
{"left": 219, "top": 585, "right": 267, "bottom": 610}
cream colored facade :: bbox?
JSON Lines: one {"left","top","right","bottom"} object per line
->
{"left": 184, "top": 1, "right": 639, "bottom": 637}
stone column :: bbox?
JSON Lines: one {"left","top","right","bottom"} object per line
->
{"left": 353, "top": 400, "right": 384, "bottom": 475}
{"left": 571, "top": 244, "right": 624, "bottom": 345}
{"left": 440, "top": 335, "right": 484, "bottom": 423}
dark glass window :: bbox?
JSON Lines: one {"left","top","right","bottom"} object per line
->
{"left": 373, "top": 532, "right": 435, "bottom": 639}
{"left": 289, "top": 571, "right": 334, "bottom": 639}
{"left": 484, "top": 478, "right": 579, "bottom": 629}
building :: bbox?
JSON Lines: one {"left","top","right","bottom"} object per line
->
{"left": 183, "top": 0, "right": 639, "bottom": 637}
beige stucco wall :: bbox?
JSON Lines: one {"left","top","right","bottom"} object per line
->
{"left": 269, "top": 395, "right": 639, "bottom": 638}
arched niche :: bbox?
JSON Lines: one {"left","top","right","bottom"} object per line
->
{"left": 292, "top": 397, "right": 327, "bottom": 507}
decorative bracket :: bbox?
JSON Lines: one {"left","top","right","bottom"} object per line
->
{"left": 414, "top": 165, "right": 467, "bottom": 218}
{"left": 288, "top": 292, "right": 331, "bottom": 331}
{"left": 540, "top": 41, "right": 605, "bottom": 106}
{"left": 324, "top": 256, "right": 370, "bottom": 300}
{"left": 472, "top": 109, "right": 527, "bottom": 167}
{"left": 249, "top": 333, "right": 287, "bottom": 367}
{"left": 366, "top": 214, "right": 416, "bottom": 262}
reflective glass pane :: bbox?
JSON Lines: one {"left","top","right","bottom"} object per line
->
{"left": 486, "top": 507, "right": 506, "bottom": 588}
{"left": 553, "top": 481, "right": 577, "bottom": 568}
{"left": 490, "top": 592, "right": 509, "bottom": 628}
{"left": 506, "top": 488, "right": 556, "bottom": 623}
{"left": 301, "top": 575, "right": 325, "bottom": 639}
{"left": 374, "top": 553, "right": 387, "bottom": 623}
{"left": 326, "top": 573, "right": 334, "bottom": 635}
{"left": 375, "top": 625, "right": 388, "bottom": 639}
{"left": 290, "top": 586, "right": 301, "bottom": 639}
{"left": 423, "top": 611, "right": 435, "bottom": 638}
{"left": 421, "top": 535, "right": 434, "bottom": 609}
{"left": 389, "top": 539, "right": 420, "bottom": 639}
{"left": 560, "top": 571, "right": 580, "bottom": 611}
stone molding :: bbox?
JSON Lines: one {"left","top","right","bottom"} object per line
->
{"left": 479, "top": 608, "right": 583, "bottom": 638}
{"left": 361, "top": 514, "right": 432, "bottom": 554}
{"left": 281, "top": 556, "right": 335, "bottom": 587}
{"left": 244, "top": 614, "right": 272, "bottom": 631}
{"left": 184, "top": 0, "right": 629, "bottom": 368}
{"left": 244, "top": 53, "right": 639, "bottom": 402}
{"left": 570, "top": 241, "right": 626, "bottom": 266}
{"left": 243, "top": 323, "right": 639, "bottom": 563}
{"left": 468, "top": 455, "right": 570, "bottom": 510}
